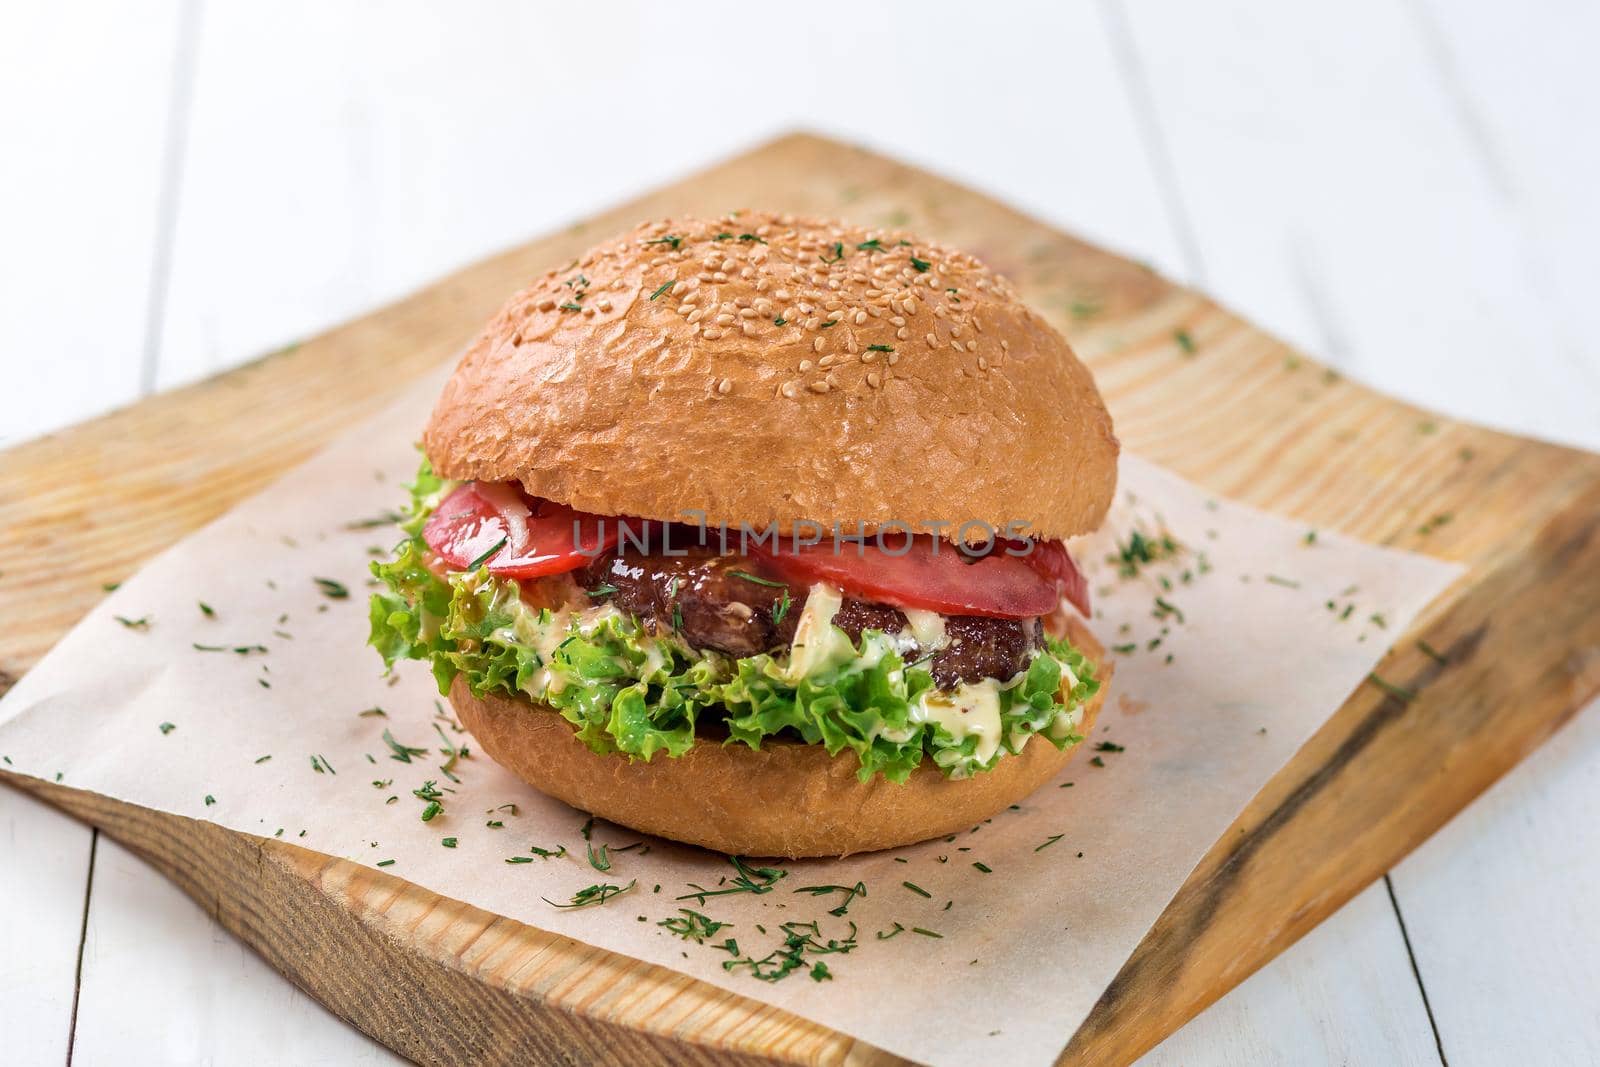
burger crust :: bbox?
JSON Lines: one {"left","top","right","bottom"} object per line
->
{"left": 423, "top": 213, "right": 1119, "bottom": 543}
{"left": 448, "top": 615, "right": 1108, "bottom": 858}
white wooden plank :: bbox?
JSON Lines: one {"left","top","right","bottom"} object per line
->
{"left": 0, "top": 787, "right": 93, "bottom": 1065}
{"left": 1389, "top": 698, "right": 1600, "bottom": 1065}
{"left": 1138, "top": 881, "right": 1441, "bottom": 1065}
{"left": 1377, "top": 7, "right": 1600, "bottom": 1060}
{"left": 151, "top": 0, "right": 1185, "bottom": 392}
{"left": 69, "top": 835, "right": 406, "bottom": 1066}
{"left": 0, "top": 1, "right": 185, "bottom": 445}
{"left": 1117, "top": 0, "right": 1600, "bottom": 451}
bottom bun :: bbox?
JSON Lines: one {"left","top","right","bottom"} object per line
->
{"left": 450, "top": 615, "right": 1109, "bottom": 858}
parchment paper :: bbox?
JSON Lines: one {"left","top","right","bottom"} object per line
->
{"left": 0, "top": 377, "right": 1460, "bottom": 1066}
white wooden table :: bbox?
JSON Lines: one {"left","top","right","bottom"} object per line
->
{"left": 4, "top": 3, "right": 1597, "bottom": 1063}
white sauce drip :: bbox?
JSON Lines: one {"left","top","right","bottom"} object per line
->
{"left": 910, "top": 678, "right": 1005, "bottom": 768}
{"left": 783, "top": 582, "right": 855, "bottom": 681}
{"left": 900, "top": 608, "right": 948, "bottom": 652}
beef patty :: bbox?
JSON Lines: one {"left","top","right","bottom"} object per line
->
{"left": 577, "top": 543, "right": 1041, "bottom": 688}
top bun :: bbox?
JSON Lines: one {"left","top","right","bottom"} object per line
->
{"left": 424, "top": 212, "right": 1118, "bottom": 541}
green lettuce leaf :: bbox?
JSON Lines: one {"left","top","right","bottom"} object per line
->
{"left": 368, "top": 461, "right": 1099, "bottom": 782}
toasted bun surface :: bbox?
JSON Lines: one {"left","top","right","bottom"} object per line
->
{"left": 424, "top": 213, "right": 1118, "bottom": 542}
{"left": 449, "top": 616, "right": 1108, "bottom": 858}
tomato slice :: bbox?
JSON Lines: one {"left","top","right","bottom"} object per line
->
{"left": 422, "top": 483, "right": 615, "bottom": 579}
{"left": 1014, "top": 539, "right": 1091, "bottom": 618}
{"left": 748, "top": 534, "right": 1073, "bottom": 620}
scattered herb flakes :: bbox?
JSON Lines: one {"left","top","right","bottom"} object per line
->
{"left": 773, "top": 316, "right": 787, "bottom": 326}
{"left": 529, "top": 844, "right": 567, "bottom": 859}
{"left": 658, "top": 908, "right": 730, "bottom": 943}
{"left": 793, "top": 881, "right": 867, "bottom": 917}
{"left": 972, "top": 862, "right": 992, "bottom": 873}
{"left": 1035, "top": 834, "right": 1065, "bottom": 852}
{"left": 723, "top": 919, "right": 857, "bottom": 983}
{"left": 644, "top": 234, "right": 682, "bottom": 250}
{"left": 771, "top": 589, "right": 791, "bottom": 627}
{"left": 649, "top": 280, "right": 675, "bottom": 301}
{"left": 867, "top": 343, "right": 894, "bottom": 353}
{"left": 1112, "top": 528, "right": 1181, "bottom": 577}
{"left": 1417, "top": 639, "right": 1449, "bottom": 665}
{"left": 413, "top": 780, "right": 445, "bottom": 821}
{"left": 344, "top": 510, "right": 404, "bottom": 530}
{"left": 909, "top": 255, "right": 931, "bottom": 272}
{"left": 1089, "top": 756, "right": 1106, "bottom": 768}
{"left": 467, "top": 537, "right": 506, "bottom": 570}
{"left": 505, "top": 856, "right": 535, "bottom": 865}
{"left": 158, "top": 722, "right": 177, "bottom": 736}
{"left": 1418, "top": 513, "right": 1454, "bottom": 536}
{"left": 587, "top": 583, "right": 619, "bottom": 598}
{"left": 1265, "top": 575, "right": 1301, "bottom": 589}
{"left": 1303, "top": 530, "right": 1318, "bottom": 546}
{"left": 485, "top": 819, "right": 503, "bottom": 829}
{"left": 820, "top": 242, "right": 844, "bottom": 264}
{"left": 358, "top": 707, "right": 387, "bottom": 718}
{"left": 901, "top": 881, "right": 931, "bottom": 899}
{"left": 727, "top": 570, "right": 787, "bottom": 588}
{"left": 1174, "top": 329, "right": 1197, "bottom": 354}
{"left": 115, "top": 615, "right": 151, "bottom": 630}
{"left": 810, "top": 961, "right": 833, "bottom": 981}
{"left": 877, "top": 922, "right": 906, "bottom": 940}
{"left": 1367, "top": 673, "right": 1417, "bottom": 703}
{"left": 545, "top": 881, "right": 636, "bottom": 909}
{"left": 441, "top": 837, "right": 458, "bottom": 848}
{"left": 679, "top": 856, "right": 786, "bottom": 904}
{"left": 1093, "top": 741, "right": 1125, "bottom": 753}
{"left": 203, "top": 795, "right": 216, "bottom": 806}
{"left": 376, "top": 859, "right": 396, "bottom": 868}
{"left": 254, "top": 755, "right": 272, "bottom": 764}
{"left": 587, "top": 841, "right": 613, "bottom": 872}
{"left": 1369, "top": 613, "right": 1389, "bottom": 629}
{"left": 856, "top": 238, "right": 886, "bottom": 252}
{"left": 579, "top": 815, "right": 595, "bottom": 840}
{"left": 101, "top": 581, "right": 121, "bottom": 592}
{"left": 382, "top": 729, "right": 427, "bottom": 763}
{"left": 1152, "top": 596, "right": 1185, "bottom": 624}
{"left": 198, "top": 601, "right": 216, "bottom": 618}
{"left": 313, "top": 577, "right": 350, "bottom": 599}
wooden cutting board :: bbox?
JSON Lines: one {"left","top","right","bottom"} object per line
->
{"left": 3, "top": 132, "right": 1598, "bottom": 1066}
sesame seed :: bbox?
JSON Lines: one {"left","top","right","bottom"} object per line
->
{"left": 717, "top": 378, "right": 733, "bottom": 395}
{"left": 538, "top": 298, "right": 556, "bottom": 311}
{"left": 780, "top": 382, "right": 799, "bottom": 399}
{"left": 808, "top": 380, "right": 830, "bottom": 394}
{"left": 812, "top": 336, "right": 825, "bottom": 352}
{"left": 799, "top": 359, "right": 814, "bottom": 372}
{"left": 867, "top": 371, "right": 882, "bottom": 388}
{"left": 703, "top": 327, "right": 724, "bottom": 339}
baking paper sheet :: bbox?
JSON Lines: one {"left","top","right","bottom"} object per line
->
{"left": 0, "top": 376, "right": 1460, "bottom": 1066}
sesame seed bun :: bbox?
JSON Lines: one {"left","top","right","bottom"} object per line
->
{"left": 423, "top": 212, "right": 1118, "bottom": 542}
{"left": 447, "top": 615, "right": 1108, "bottom": 858}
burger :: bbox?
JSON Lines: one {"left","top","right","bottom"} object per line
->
{"left": 369, "top": 212, "right": 1118, "bottom": 858}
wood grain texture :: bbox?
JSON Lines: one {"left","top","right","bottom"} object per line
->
{"left": 2, "top": 133, "right": 1597, "bottom": 1066}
